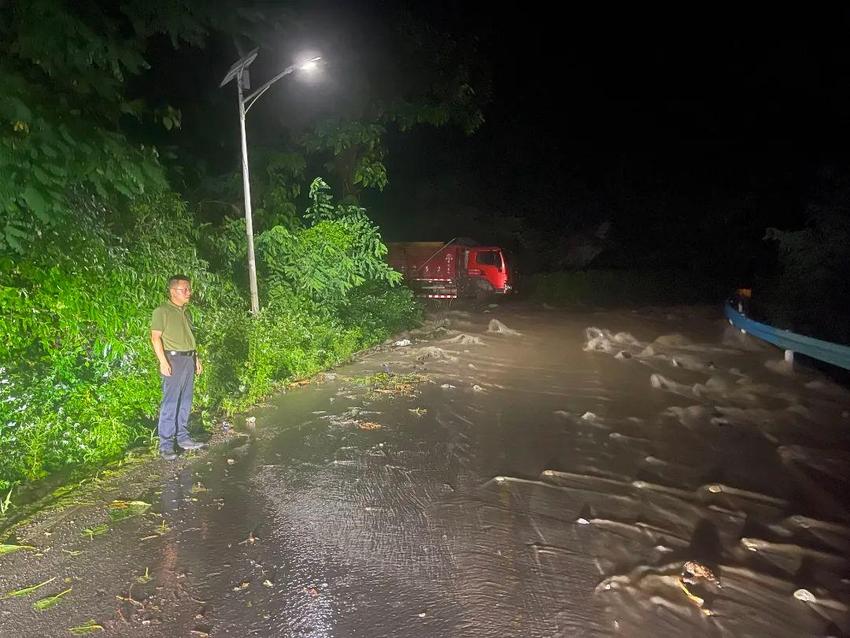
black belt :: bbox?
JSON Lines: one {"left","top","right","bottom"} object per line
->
{"left": 167, "top": 350, "right": 195, "bottom": 357}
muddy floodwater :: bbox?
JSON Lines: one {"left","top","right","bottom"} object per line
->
{"left": 2, "top": 302, "right": 850, "bottom": 637}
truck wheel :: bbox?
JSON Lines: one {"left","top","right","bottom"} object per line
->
{"left": 474, "top": 280, "right": 493, "bottom": 301}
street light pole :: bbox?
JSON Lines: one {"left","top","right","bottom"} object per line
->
{"left": 236, "top": 70, "right": 260, "bottom": 315}
{"left": 220, "top": 51, "right": 321, "bottom": 315}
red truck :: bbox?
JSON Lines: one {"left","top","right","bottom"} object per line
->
{"left": 386, "top": 239, "right": 511, "bottom": 299}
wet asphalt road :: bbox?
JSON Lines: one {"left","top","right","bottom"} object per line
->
{"left": 1, "top": 302, "right": 849, "bottom": 637}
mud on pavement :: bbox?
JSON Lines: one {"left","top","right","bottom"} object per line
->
{"left": 1, "top": 301, "right": 849, "bottom": 637}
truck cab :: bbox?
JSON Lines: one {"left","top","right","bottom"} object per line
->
{"left": 464, "top": 246, "right": 510, "bottom": 296}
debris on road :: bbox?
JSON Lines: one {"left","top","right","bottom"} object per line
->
{"left": 487, "top": 319, "right": 521, "bottom": 336}
{"left": 68, "top": 619, "right": 104, "bottom": 635}
{"left": 107, "top": 500, "right": 151, "bottom": 522}
{"left": 4, "top": 576, "right": 56, "bottom": 599}
{"left": 33, "top": 586, "right": 72, "bottom": 611}
{"left": 394, "top": 339, "right": 412, "bottom": 347}
{"left": 678, "top": 561, "right": 720, "bottom": 615}
{"left": 81, "top": 524, "right": 108, "bottom": 540}
{"left": 237, "top": 531, "right": 258, "bottom": 545}
{"left": 348, "top": 372, "right": 424, "bottom": 398}
{"left": 416, "top": 346, "right": 458, "bottom": 362}
{"left": 444, "top": 333, "right": 484, "bottom": 345}
{"left": 0, "top": 544, "right": 35, "bottom": 555}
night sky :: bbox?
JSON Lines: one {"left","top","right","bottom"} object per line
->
{"left": 138, "top": 3, "right": 850, "bottom": 278}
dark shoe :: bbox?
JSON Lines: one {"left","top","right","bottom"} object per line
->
{"left": 177, "top": 439, "right": 206, "bottom": 451}
{"left": 160, "top": 450, "right": 178, "bottom": 461}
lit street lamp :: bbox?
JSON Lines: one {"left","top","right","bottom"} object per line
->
{"left": 220, "top": 50, "right": 321, "bottom": 314}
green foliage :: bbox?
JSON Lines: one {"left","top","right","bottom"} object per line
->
{"left": 759, "top": 171, "right": 850, "bottom": 343}
{"left": 0, "top": 192, "right": 214, "bottom": 485}
{"left": 257, "top": 151, "right": 306, "bottom": 229}
{"left": 301, "top": 120, "right": 388, "bottom": 197}
{"left": 206, "top": 178, "right": 417, "bottom": 414}
{"left": 0, "top": 182, "right": 420, "bottom": 489}
{"left": 258, "top": 178, "right": 400, "bottom": 307}
{"left": 339, "top": 280, "right": 422, "bottom": 340}
{"left": 389, "top": 12, "right": 489, "bottom": 136}
{"left": 0, "top": 0, "right": 430, "bottom": 492}
{"left": 295, "top": 14, "right": 490, "bottom": 202}
{"left": 0, "top": 0, "right": 215, "bottom": 252}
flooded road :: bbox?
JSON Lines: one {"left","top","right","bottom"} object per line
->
{"left": 2, "top": 302, "right": 850, "bottom": 637}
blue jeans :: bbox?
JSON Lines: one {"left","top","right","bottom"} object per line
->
{"left": 157, "top": 354, "right": 195, "bottom": 452}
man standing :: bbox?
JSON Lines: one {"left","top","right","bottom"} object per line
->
{"left": 151, "top": 275, "right": 206, "bottom": 460}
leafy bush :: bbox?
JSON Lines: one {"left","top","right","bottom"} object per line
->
{"left": 0, "top": 192, "right": 209, "bottom": 485}
{"left": 759, "top": 187, "right": 850, "bottom": 344}
{"left": 0, "top": 182, "right": 420, "bottom": 491}
{"left": 220, "top": 178, "right": 418, "bottom": 412}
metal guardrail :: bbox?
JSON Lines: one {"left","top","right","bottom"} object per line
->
{"left": 724, "top": 302, "right": 850, "bottom": 370}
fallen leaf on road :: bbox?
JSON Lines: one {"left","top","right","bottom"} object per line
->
{"left": 0, "top": 544, "right": 35, "bottom": 555}
{"left": 34, "top": 587, "right": 72, "bottom": 611}
{"left": 357, "top": 421, "right": 382, "bottom": 430}
{"left": 4, "top": 576, "right": 56, "bottom": 598}
{"left": 68, "top": 620, "right": 104, "bottom": 635}
{"left": 108, "top": 500, "right": 151, "bottom": 522}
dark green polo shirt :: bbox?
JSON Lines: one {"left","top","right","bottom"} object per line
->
{"left": 151, "top": 300, "right": 196, "bottom": 351}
